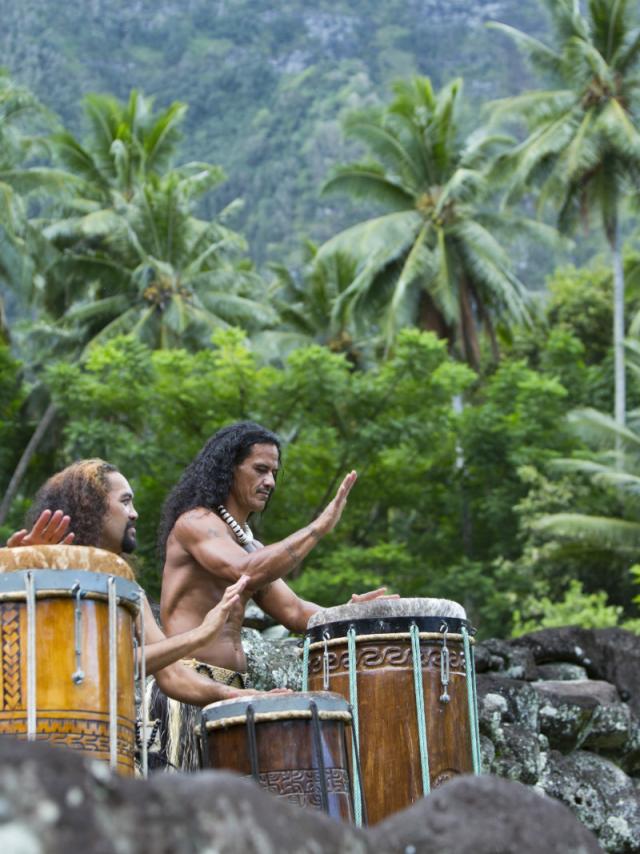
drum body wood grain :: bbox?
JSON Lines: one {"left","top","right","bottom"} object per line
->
{"left": 200, "top": 692, "right": 354, "bottom": 821}
{"left": 0, "top": 546, "right": 141, "bottom": 776}
{"left": 306, "top": 598, "right": 476, "bottom": 824}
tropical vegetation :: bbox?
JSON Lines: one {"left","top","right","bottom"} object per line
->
{"left": 2, "top": 0, "right": 640, "bottom": 641}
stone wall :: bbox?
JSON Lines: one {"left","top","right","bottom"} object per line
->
{"left": 244, "top": 624, "right": 640, "bottom": 853}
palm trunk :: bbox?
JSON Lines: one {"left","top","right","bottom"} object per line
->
{"left": 610, "top": 220, "right": 625, "bottom": 429}
{"left": 0, "top": 401, "right": 56, "bottom": 526}
{"left": 459, "top": 284, "right": 481, "bottom": 371}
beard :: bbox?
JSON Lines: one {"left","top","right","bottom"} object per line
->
{"left": 121, "top": 523, "right": 137, "bottom": 554}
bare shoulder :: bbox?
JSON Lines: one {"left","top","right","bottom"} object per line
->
{"left": 174, "top": 508, "right": 227, "bottom": 544}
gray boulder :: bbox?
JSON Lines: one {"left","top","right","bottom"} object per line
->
{"left": 242, "top": 627, "right": 303, "bottom": 690}
{"left": 532, "top": 680, "right": 621, "bottom": 752}
{"left": 476, "top": 673, "right": 540, "bottom": 730}
{"left": 538, "top": 750, "right": 640, "bottom": 854}
{"left": 377, "top": 773, "right": 602, "bottom": 854}
{"left": 512, "top": 628, "right": 640, "bottom": 715}
{"left": 0, "top": 738, "right": 603, "bottom": 854}
{"left": 537, "top": 662, "right": 590, "bottom": 681}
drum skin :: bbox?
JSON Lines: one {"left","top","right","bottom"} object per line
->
{"left": 0, "top": 546, "right": 139, "bottom": 776}
{"left": 306, "top": 601, "right": 474, "bottom": 824}
{"left": 201, "top": 693, "right": 354, "bottom": 821}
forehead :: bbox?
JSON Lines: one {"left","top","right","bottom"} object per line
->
{"left": 106, "top": 471, "right": 133, "bottom": 497}
{"left": 240, "top": 443, "right": 280, "bottom": 467}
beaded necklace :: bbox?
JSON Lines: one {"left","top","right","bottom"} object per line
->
{"left": 217, "top": 504, "right": 254, "bottom": 546}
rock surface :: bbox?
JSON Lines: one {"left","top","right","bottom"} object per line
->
{"left": 244, "top": 624, "right": 640, "bottom": 852}
{"left": 0, "top": 738, "right": 601, "bottom": 854}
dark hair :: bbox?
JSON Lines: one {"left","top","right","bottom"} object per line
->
{"left": 157, "top": 421, "right": 281, "bottom": 558}
{"left": 26, "top": 459, "right": 118, "bottom": 547}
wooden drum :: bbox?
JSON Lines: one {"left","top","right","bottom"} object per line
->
{"left": 199, "top": 692, "right": 355, "bottom": 821}
{"left": 304, "top": 598, "right": 480, "bottom": 824}
{"left": 0, "top": 546, "right": 142, "bottom": 775}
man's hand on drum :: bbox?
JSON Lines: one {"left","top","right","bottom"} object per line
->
{"left": 6, "top": 510, "right": 75, "bottom": 548}
{"left": 349, "top": 588, "right": 400, "bottom": 604}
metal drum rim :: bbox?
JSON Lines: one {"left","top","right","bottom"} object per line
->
{"left": 0, "top": 569, "right": 142, "bottom": 614}
{"left": 202, "top": 690, "right": 350, "bottom": 723}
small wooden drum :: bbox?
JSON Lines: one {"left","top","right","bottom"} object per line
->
{"left": 303, "top": 598, "right": 480, "bottom": 824}
{"left": 199, "top": 692, "right": 356, "bottom": 821}
{"left": 0, "top": 546, "right": 142, "bottom": 776}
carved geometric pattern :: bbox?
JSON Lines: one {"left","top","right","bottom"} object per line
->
{"left": 0, "top": 715, "right": 135, "bottom": 763}
{"left": 433, "top": 769, "right": 460, "bottom": 788}
{"left": 0, "top": 604, "right": 22, "bottom": 710}
{"left": 257, "top": 767, "right": 350, "bottom": 808}
{"left": 308, "top": 643, "right": 467, "bottom": 677}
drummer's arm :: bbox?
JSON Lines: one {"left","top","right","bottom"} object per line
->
{"left": 254, "top": 579, "right": 319, "bottom": 634}
{"left": 255, "top": 582, "right": 398, "bottom": 633}
{"left": 176, "top": 471, "right": 357, "bottom": 591}
{"left": 153, "top": 661, "right": 247, "bottom": 704}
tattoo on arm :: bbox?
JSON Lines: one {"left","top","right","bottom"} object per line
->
{"left": 307, "top": 525, "right": 321, "bottom": 542}
{"left": 285, "top": 543, "right": 301, "bottom": 569}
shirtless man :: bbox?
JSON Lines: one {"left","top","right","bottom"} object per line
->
{"left": 6, "top": 459, "right": 268, "bottom": 703}
{"left": 159, "top": 421, "right": 391, "bottom": 680}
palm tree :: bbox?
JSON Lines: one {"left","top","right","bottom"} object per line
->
{"left": 255, "top": 243, "right": 374, "bottom": 367}
{"left": 0, "top": 70, "right": 70, "bottom": 312}
{"left": 489, "top": 0, "right": 640, "bottom": 426}
{"left": 535, "top": 403, "right": 640, "bottom": 554}
{"left": 49, "top": 167, "right": 275, "bottom": 350}
{"left": 52, "top": 90, "right": 186, "bottom": 202}
{"left": 318, "top": 76, "right": 537, "bottom": 368}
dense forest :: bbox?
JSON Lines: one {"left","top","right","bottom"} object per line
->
{"left": 2, "top": 0, "right": 640, "bottom": 640}
{"left": 0, "top": 0, "right": 546, "bottom": 263}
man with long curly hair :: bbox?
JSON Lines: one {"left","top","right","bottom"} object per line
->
{"left": 159, "top": 421, "right": 390, "bottom": 685}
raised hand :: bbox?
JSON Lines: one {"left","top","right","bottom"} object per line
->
{"left": 6, "top": 510, "right": 75, "bottom": 548}
{"left": 200, "top": 574, "right": 250, "bottom": 639}
{"left": 315, "top": 470, "right": 358, "bottom": 536}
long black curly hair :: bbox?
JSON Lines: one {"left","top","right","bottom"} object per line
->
{"left": 26, "top": 459, "right": 118, "bottom": 547}
{"left": 157, "top": 421, "right": 281, "bottom": 558}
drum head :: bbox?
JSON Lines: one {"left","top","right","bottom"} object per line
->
{"left": 202, "top": 691, "right": 350, "bottom": 726}
{"left": 0, "top": 545, "right": 135, "bottom": 581}
{"left": 306, "top": 597, "right": 470, "bottom": 642}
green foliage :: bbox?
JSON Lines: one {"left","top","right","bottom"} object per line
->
{"left": 291, "top": 543, "right": 411, "bottom": 608}
{"left": 33, "top": 326, "right": 588, "bottom": 637}
{"left": 511, "top": 580, "right": 628, "bottom": 635}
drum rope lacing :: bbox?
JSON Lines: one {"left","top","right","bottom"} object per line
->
{"left": 71, "top": 583, "right": 85, "bottom": 685}
{"left": 25, "top": 571, "right": 37, "bottom": 741}
{"left": 347, "top": 626, "right": 364, "bottom": 827}
{"left": 462, "top": 625, "right": 482, "bottom": 774}
{"left": 138, "top": 590, "right": 148, "bottom": 778}
{"left": 108, "top": 576, "right": 118, "bottom": 771}
{"left": 310, "top": 700, "right": 329, "bottom": 813}
{"left": 410, "top": 622, "right": 430, "bottom": 794}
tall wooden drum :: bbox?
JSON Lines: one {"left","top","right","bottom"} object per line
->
{"left": 199, "top": 692, "right": 356, "bottom": 821}
{"left": 303, "top": 598, "right": 480, "bottom": 824}
{"left": 0, "top": 546, "right": 142, "bottom": 776}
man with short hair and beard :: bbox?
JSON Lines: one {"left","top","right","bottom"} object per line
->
{"left": 159, "top": 421, "right": 392, "bottom": 685}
